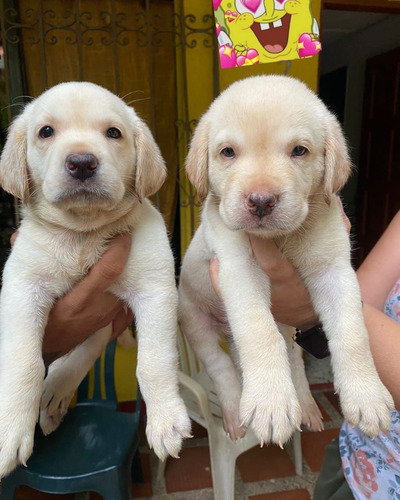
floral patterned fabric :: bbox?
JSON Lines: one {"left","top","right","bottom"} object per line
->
{"left": 340, "top": 279, "right": 400, "bottom": 499}
{"left": 385, "top": 279, "right": 400, "bottom": 323}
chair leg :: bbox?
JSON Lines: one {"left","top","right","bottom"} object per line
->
{"left": 97, "top": 482, "right": 132, "bottom": 500}
{"left": 131, "top": 449, "right": 144, "bottom": 484}
{"left": 0, "top": 479, "right": 17, "bottom": 499}
{"left": 209, "top": 436, "right": 237, "bottom": 500}
{"left": 293, "top": 429, "right": 303, "bottom": 476}
{"left": 94, "top": 469, "right": 132, "bottom": 500}
{"left": 156, "top": 457, "right": 168, "bottom": 483}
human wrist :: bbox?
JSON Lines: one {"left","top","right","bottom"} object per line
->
{"left": 295, "top": 315, "right": 320, "bottom": 332}
{"left": 294, "top": 323, "right": 330, "bottom": 359}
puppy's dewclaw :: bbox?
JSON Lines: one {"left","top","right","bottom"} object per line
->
{"left": 179, "top": 74, "right": 392, "bottom": 450}
{"left": 0, "top": 81, "right": 190, "bottom": 476}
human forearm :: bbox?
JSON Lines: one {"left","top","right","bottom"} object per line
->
{"left": 363, "top": 302, "right": 400, "bottom": 409}
{"left": 356, "top": 211, "right": 400, "bottom": 311}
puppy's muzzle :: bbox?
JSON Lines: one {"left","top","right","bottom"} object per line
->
{"left": 246, "top": 193, "right": 278, "bottom": 218}
{"left": 65, "top": 153, "right": 98, "bottom": 182}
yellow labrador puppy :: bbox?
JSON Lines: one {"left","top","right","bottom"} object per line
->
{"left": 0, "top": 82, "right": 190, "bottom": 478}
{"left": 179, "top": 75, "right": 393, "bottom": 447}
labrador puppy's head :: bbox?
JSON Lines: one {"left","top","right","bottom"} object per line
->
{"left": 186, "top": 75, "right": 351, "bottom": 236}
{"left": 0, "top": 82, "right": 166, "bottom": 228}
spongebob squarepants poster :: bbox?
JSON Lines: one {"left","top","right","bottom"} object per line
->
{"left": 213, "top": 0, "right": 321, "bottom": 68}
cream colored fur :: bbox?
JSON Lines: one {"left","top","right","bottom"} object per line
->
{"left": 179, "top": 75, "right": 394, "bottom": 447}
{"left": 0, "top": 82, "right": 190, "bottom": 478}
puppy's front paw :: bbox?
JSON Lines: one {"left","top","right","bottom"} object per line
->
{"left": 300, "top": 393, "right": 324, "bottom": 432}
{"left": 222, "top": 406, "right": 247, "bottom": 441}
{"left": 240, "top": 379, "right": 302, "bottom": 447}
{"left": 146, "top": 398, "right": 192, "bottom": 460}
{"left": 39, "top": 367, "right": 77, "bottom": 434}
{"left": 219, "top": 383, "right": 246, "bottom": 441}
{"left": 339, "top": 376, "right": 394, "bottom": 438}
{"left": 39, "top": 397, "right": 72, "bottom": 436}
{"left": 0, "top": 407, "right": 38, "bottom": 478}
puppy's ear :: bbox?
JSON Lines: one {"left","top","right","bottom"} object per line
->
{"left": 0, "top": 113, "right": 30, "bottom": 202}
{"left": 133, "top": 115, "right": 167, "bottom": 199}
{"left": 185, "top": 117, "right": 210, "bottom": 203}
{"left": 323, "top": 111, "right": 352, "bottom": 203}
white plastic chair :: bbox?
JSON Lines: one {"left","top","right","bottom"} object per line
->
{"left": 158, "top": 328, "right": 303, "bottom": 500}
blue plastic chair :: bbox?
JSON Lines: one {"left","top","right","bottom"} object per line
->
{"left": 0, "top": 338, "right": 142, "bottom": 499}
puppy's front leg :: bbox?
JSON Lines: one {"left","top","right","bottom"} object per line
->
{"left": 304, "top": 264, "right": 394, "bottom": 437}
{"left": 217, "top": 252, "right": 302, "bottom": 446}
{"left": 40, "top": 325, "right": 114, "bottom": 435}
{"left": 129, "top": 287, "right": 191, "bottom": 460}
{"left": 279, "top": 324, "right": 323, "bottom": 432}
{"left": 113, "top": 203, "right": 191, "bottom": 461}
{"left": 0, "top": 273, "right": 54, "bottom": 477}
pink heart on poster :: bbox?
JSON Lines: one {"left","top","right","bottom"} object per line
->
{"left": 236, "top": 48, "right": 259, "bottom": 66}
{"left": 219, "top": 44, "right": 237, "bottom": 68}
{"left": 213, "top": 0, "right": 222, "bottom": 10}
{"left": 242, "top": 0, "right": 262, "bottom": 13}
{"left": 298, "top": 33, "right": 322, "bottom": 58}
{"left": 225, "top": 10, "right": 238, "bottom": 22}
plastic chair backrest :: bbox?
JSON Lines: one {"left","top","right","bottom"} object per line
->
{"left": 77, "top": 338, "right": 117, "bottom": 406}
{"left": 177, "top": 326, "right": 200, "bottom": 378}
{"left": 76, "top": 337, "right": 141, "bottom": 414}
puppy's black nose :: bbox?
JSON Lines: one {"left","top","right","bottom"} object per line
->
{"left": 65, "top": 153, "right": 98, "bottom": 182}
{"left": 246, "top": 193, "right": 278, "bottom": 218}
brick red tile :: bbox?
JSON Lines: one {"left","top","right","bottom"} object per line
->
{"left": 237, "top": 444, "right": 295, "bottom": 483}
{"left": 15, "top": 487, "right": 74, "bottom": 499}
{"left": 165, "top": 446, "right": 212, "bottom": 492}
{"left": 301, "top": 428, "right": 340, "bottom": 472}
{"left": 250, "top": 488, "right": 311, "bottom": 499}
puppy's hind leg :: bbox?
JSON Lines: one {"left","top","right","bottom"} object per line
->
{"left": 40, "top": 325, "right": 113, "bottom": 434}
{"left": 279, "top": 324, "right": 323, "bottom": 432}
{"left": 179, "top": 291, "right": 244, "bottom": 441}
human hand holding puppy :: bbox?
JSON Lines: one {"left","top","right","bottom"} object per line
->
{"left": 11, "top": 232, "right": 134, "bottom": 365}
{"left": 209, "top": 196, "right": 350, "bottom": 331}
{"left": 210, "top": 237, "right": 318, "bottom": 331}
{"left": 43, "top": 233, "right": 134, "bottom": 365}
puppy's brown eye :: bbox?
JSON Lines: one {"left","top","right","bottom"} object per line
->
{"left": 292, "top": 145, "right": 308, "bottom": 157}
{"left": 106, "top": 127, "right": 122, "bottom": 139}
{"left": 221, "top": 147, "right": 235, "bottom": 158}
{"left": 39, "top": 126, "right": 54, "bottom": 138}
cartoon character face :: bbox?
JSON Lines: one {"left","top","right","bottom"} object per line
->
{"left": 215, "top": 0, "right": 321, "bottom": 67}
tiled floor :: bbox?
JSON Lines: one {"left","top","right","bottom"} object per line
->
{"left": 12, "top": 354, "right": 343, "bottom": 500}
